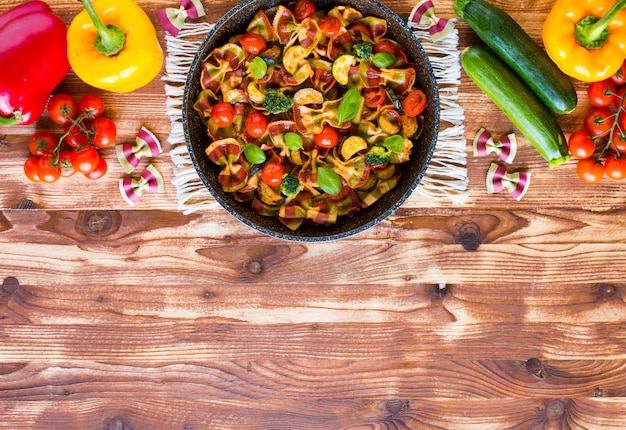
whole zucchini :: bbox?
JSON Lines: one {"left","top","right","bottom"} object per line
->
{"left": 453, "top": 0, "right": 577, "bottom": 115}
{"left": 461, "top": 45, "right": 570, "bottom": 168}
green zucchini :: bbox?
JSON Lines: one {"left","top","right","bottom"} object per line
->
{"left": 453, "top": 0, "right": 577, "bottom": 115}
{"left": 461, "top": 45, "right": 570, "bottom": 168}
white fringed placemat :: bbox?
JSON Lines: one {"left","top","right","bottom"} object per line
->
{"left": 163, "top": 20, "right": 468, "bottom": 214}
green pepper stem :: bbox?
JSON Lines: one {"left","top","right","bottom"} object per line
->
{"left": 577, "top": 0, "right": 626, "bottom": 48}
{"left": 0, "top": 111, "right": 22, "bottom": 126}
{"left": 80, "top": 0, "right": 125, "bottom": 56}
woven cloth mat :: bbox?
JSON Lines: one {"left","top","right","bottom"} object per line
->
{"left": 163, "top": 21, "right": 468, "bottom": 214}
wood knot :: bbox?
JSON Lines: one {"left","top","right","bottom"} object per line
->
{"left": 104, "top": 417, "right": 132, "bottom": 430}
{"left": 76, "top": 211, "right": 120, "bottom": 238}
{"left": 429, "top": 283, "right": 449, "bottom": 303}
{"left": 2, "top": 277, "right": 20, "bottom": 295}
{"left": 545, "top": 399, "right": 566, "bottom": 420}
{"left": 244, "top": 259, "right": 264, "bottom": 275}
{"left": 456, "top": 222, "right": 481, "bottom": 251}
{"left": 597, "top": 283, "right": 617, "bottom": 301}
{"left": 203, "top": 290, "right": 213, "bottom": 299}
{"left": 525, "top": 358, "right": 545, "bottom": 378}
{"left": 594, "top": 387, "right": 604, "bottom": 397}
{"left": 385, "top": 399, "right": 409, "bottom": 415}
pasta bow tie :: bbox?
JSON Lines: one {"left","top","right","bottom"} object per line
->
{"left": 158, "top": 0, "right": 206, "bottom": 37}
{"left": 116, "top": 126, "right": 163, "bottom": 173}
{"left": 409, "top": 0, "right": 456, "bottom": 42}
{"left": 486, "top": 163, "right": 530, "bottom": 201}
{"left": 473, "top": 127, "right": 517, "bottom": 164}
{"left": 120, "top": 165, "right": 165, "bottom": 206}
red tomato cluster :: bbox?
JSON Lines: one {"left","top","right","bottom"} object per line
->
{"left": 569, "top": 60, "right": 626, "bottom": 183}
{"left": 24, "top": 93, "right": 116, "bottom": 183}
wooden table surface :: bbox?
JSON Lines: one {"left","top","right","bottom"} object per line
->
{"left": 2, "top": 0, "right": 626, "bottom": 428}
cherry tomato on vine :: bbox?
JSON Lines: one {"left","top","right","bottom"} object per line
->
{"left": 584, "top": 107, "right": 615, "bottom": 138}
{"left": 64, "top": 122, "right": 91, "bottom": 148}
{"left": 84, "top": 157, "right": 108, "bottom": 180}
{"left": 612, "top": 130, "right": 626, "bottom": 153}
{"left": 318, "top": 16, "right": 341, "bottom": 37}
{"left": 47, "top": 93, "right": 77, "bottom": 125}
{"left": 294, "top": 0, "right": 315, "bottom": 21}
{"left": 29, "top": 132, "right": 57, "bottom": 156}
{"left": 364, "top": 87, "right": 386, "bottom": 109}
{"left": 211, "top": 102, "right": 235, "bottom": 128}
{"left": 576, "top": 157, "right": 604, "bottom": 183}
{"left": 402, "top": 89, "right": 427, "bottom": 117}
{"left": 567, "top": 130, "right": 596, "bottom": 159}
{"left": 58, "top": 150, "right": 76, "bottom": 177}
{"left": 373, "top": 41, "right": 397, "bottom": 56}
{"left": 71, "top": 146, "right": 100, "bottom": 174}
{"left": 604, "top": 154, "right": 626, "bottom": 180}
{"left": 245, "top": 111, "right": 268, "bottom": 138}
{"left": 37, "top": 154, "right": 61, "bottom": 183}
{"left": 587, "top": 79, "right": 616, "bottom": 107}
{"left": 23, "top": 157, "right": 41, "bottom": 182}
{"left": 92, "top": 117, "right": 117, "bottom": 148}
{"left": 78, "top": 93, "right": 105, "bottom": 118}
{"left": 314, "top": 124, "right": 340, "bottom": 149}
{"left": 261, "top": 162, "right": 286, "bottom": 187}
{"left": 240, "top": 32, "right": 267, "bottom": 55}
{"left": 613, "top": 86, "right": 626, "bottom": 109}
{"left": 610, "top": 59, "right": 626, "bottom": 86}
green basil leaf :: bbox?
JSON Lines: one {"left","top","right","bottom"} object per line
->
{"left": 249, "top": 56, "right": 268, "bottom": 79}
{"left": 317, "top": 167, "right": 342, "bottom": 195}
{"left": 337, "top": 87, "right": 362, "bottom": 124}
{"left": 383, "top": 135, "right": 405, "bottom": 153}
{"left": 372, "top": 52, "right": 396, "bottom": 68}
{"left": 243, "top": 143, "right": 266, "bottom": 164}
{"left": 284, "top": 132, "right": 303, "bottom": 150}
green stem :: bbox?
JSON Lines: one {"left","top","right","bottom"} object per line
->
{"left": 80, "top": 0, "right": 125, "bottom": 56}
{"left": 0, "top": 111, "right": 21, "bottom": 126}
{"left": 576, "top": 0, "right": 626, "bottom": 49}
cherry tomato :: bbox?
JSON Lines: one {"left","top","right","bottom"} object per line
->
{"left": 402, "top": 89, "right": 427, "bottom": 117}
{"left": 64, "top": 123, "right": 91, "bottom": 148}
{"left": 318, "top": 16, "right": 341, "bottom": 37}
{"left": 364, "top": 87, "right": 386, "bottom": 109}
{"left": 612, "top": 129, "right": 626, "bottom": 153}
{"left": 576, "top": 157, "right": 604, "bottom": 183}
{"left": 245, "top": 111, "right": 268, "bottom": 138}
{"left": 584, "top": 107, "right": 615, "bottom": 138}
{"left": 23, "top": 157, "right": 41, "bottom": 182}
{"left": 58, "top": 150, "right": 76, "bottom": 177}
{"left": 314, "top": 124, "right": 340, "bottom": 149}
{"left": 567, "top": 130, "right": 595, "bottom": 159}
{"left": 613, "top": 86, "right": 626, "bottom": 109}
{"left": 29, "top": 131, "right": 57, "bottom": 156}
{"left": 37, "top": 154, "right": 61, "bottom": 183}
{"left": 587, "top": 79, "right": 616, "bottom": 107}
{"left": 71, "top": 146, "right": 100, "bottom": 174}
{"left": 294, "top": 0, "right": 315, "bottom": 21}
{"left": 240, "top": 32, "right": 267, "bottom": 55}
{"left": 261, "top": 162, "right": 286, "bottom": 187}
{"left": 604, "top": 154, "right": 626, "bottom": 180}
{"left": 84, "top": 157, "right": 108, "bottom": 180}
{"left": 373, "top": 41, "right": 397, "bottom": 56}
{"left": 92, "top": 117, "right": 117, "bottom": 148}
{"left": 610, "top": 59, "right": 626, "bottom": 86}
{"left": 47, "top": 93, "right": 77, "bottom": 125}
{"left": 211, "top": 102, "right": 235, "bottom": 128}
{"left": 78, "top": 93, "right": 105, "bottom": 118}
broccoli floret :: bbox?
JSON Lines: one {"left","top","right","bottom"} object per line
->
{"left": 263, "top": 88, "right": 294, "bottom": 114}
{"left": 364, "top": 146, "right": 391, "bottom": 166}
{"left": 280, "top": 173, "right": 302, "bottom": 198}
{"left": 352, "top": 42, "right": 373, "bottom": 59}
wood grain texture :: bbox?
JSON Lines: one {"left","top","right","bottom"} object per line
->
{"left": 2, "top": 0, "right": 626, "bottom": 428}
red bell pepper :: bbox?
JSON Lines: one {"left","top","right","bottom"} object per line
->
{"left": 0, "top": 1, "right": 70, "bottom": 126}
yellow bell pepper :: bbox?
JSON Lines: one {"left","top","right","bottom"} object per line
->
{"left": 67, "top": 0, "right": 163, "bottom": 93}
{"left": 542, "top": 0, "right": 626, "bottom": 82}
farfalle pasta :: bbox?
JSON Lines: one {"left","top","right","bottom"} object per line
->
{"left": 194, "top": 1, "right": 427, "bottom": 230}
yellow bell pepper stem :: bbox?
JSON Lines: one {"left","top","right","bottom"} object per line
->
{"left": 542, "top": 0, "right": 626, "bottom": 82}
{"left": 67, "top": 0, "right": 163, "bottom": 93}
